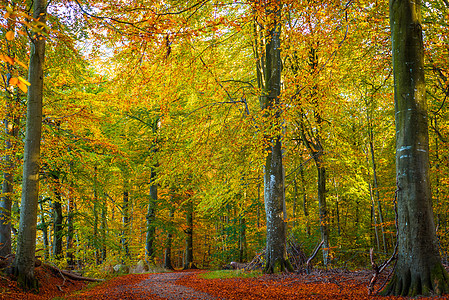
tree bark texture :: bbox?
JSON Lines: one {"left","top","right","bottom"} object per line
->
{"left": 13, "top": 0, "right": 46, "bottom": 290}
{"left": 382, "top": 0, "right": 449, "bottom": 296}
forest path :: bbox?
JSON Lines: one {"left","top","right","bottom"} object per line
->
{"left": 135, "top": 271, "right": 220, "bottom": 300}
{"left": 70, "top": 270, "right": 220, "bottom": 300}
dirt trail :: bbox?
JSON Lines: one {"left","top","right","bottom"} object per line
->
{"left": 135, "top": 272, "right": 220, "bottom": 300}
{"left": 70, "top": 270, "right": 220, "bottom": 300}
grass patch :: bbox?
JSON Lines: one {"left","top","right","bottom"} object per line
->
{"left": 199, "top": 269, "right": 262, "bottom": 279}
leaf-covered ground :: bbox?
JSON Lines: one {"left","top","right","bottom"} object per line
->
{"left": 3, "top": 267, "right": 449, "bottom": 299}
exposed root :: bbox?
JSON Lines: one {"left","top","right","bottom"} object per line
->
{"left": 380, "top": 264, "right": 449, "bottom": 297}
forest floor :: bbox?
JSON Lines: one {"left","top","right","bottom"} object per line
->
{"left": 2, "top": 266, "right": 449, "bottom": 299}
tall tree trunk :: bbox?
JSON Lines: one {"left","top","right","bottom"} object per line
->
{"left": 13, "top": 0, "right": 46, "bottom": 290}
{"left": 66, "top": 196, "right": 74, "bottom": 266}
{"left": 366, "top": 97, "right": 388, "bottom": 253}
{"left": 52, "top": 175, "right": 63, "bottom": 259}
{"left": 300, "top": 164, "right": 310, "bottom": 235}
{"left": 52, "top": 200, "right": 63, "bottom": 259}
{"left": 316, "top": 156, "right": 329, "bottom": 265}
{"left": 100, "top": 193, "right": 107, "bottom": 262}
{"left": 122, "top": 190, "right": 130, "bottom": 258}
{"left": 298, "top": 45, "right": 330, "bottom": 266}
{"left": 145, "top": 166, "right": 157, "bottom": 262}
{"left": 381, "top": 0, "right": 449, "bottom": 296}
{"left": 239, "top": 215, "right": 247, "bottom": 262}
{"left": 256, "top": 0, "right": 292, "bottom": 274}
{"left": 93, "top": 186, "right": 100, "bottom": 264}
{"left": 164, "top": 207, "right": 174, "bottom": 270}
{"left": 183, "top": 198, "right": 194, "bottom": 269}
{"left": 39, "top": 200, "right": 49, "bottom": 260}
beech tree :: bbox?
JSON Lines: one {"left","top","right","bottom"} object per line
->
{"left": 255, "top": 0, "right": 292, "bottom": 273}
{"left": 13, "top": 0, "right": 46, "bottom": 290}
{"left": 381, "top": 0, "right": 449, "bottom": 296}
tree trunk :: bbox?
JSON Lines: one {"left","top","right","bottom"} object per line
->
{"left": 239, "top": 215, "right": 247, "bottom": 262}
{"left": 122, "top": 190, "right": 130, "bottom": 258}
{"left": 316, "top": 156, "right": 329, "bottom": 266}
{"left": 365, "top": 96, "right": 388, "bottom": 253}
{"left": 52, "top": 199, "right": 63, "bottom": 259}
{"left": 381, "top": 0, "right": 449, "bottom": 296}
{"left": 39, "top": 200, "right": 49, "bottom": 260}
{"left": 298, "top": 44, "right": 330, "bottom": 266}
{"left": 13, "top": 0, "right": 46, "bottom": 290}
{"left": 183, "top": 199, "right": 194, "bottom": 269}
{"left": 256, "top": 0, "right": 292, "bottom": 274}
{"left": 52, "top": 175, "right": 63, "bottom": 259}
{"left": 100, "top": 193, "right": 107, "bottom": 262}
{"left": 66, "top": 196, "right": 74, "bottom": 266}
{"left": 164, "top": 207, "right": 174, "bottom": 270}
{"left": 145, "top": 166, "right": 157, "bottom": 261}
{"left": 300, "top": 164, "right": 310, "bottom": 235}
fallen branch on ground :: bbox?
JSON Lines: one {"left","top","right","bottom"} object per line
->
{"left": 306, "top": 240, "right": 324, "bottom": 274}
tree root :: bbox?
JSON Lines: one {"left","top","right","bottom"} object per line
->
{"left": 380, "top": 264, "right": 449, "bottom": 297}
{"left": 263, "top": 257, "right": 294, "bottom": 274}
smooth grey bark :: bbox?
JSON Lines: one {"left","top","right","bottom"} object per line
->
{"left": 13, "top": 0, "right": 46, "bottom": 290}
{"left": 381, "top": 0, "right": 449, "bottom": 296}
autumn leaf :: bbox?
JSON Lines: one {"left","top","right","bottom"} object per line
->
{"left": 17, "top": 81, "right": 27, "bottom": 93}
{"left": 15, "top": 58, "right": 28, "bottom": 70}
{"left": 0, "top": 54, "right": 14, "bottom": 65}
{"left": 9, "top": 77, "right": 19, "bottom": 85}
{"left": 18, "top": 76, "right": 31, "bottom": 86}
{"left": 5, "top": 31, "right": 14, "bottom": 41}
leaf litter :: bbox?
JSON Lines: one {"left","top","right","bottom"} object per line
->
{"left": 3, "top": 268, "right": 449, "bottom": 299}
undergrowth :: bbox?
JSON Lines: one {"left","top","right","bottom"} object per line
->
{"left": 199, "top": 269, "right": 262, "bottom": 279}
